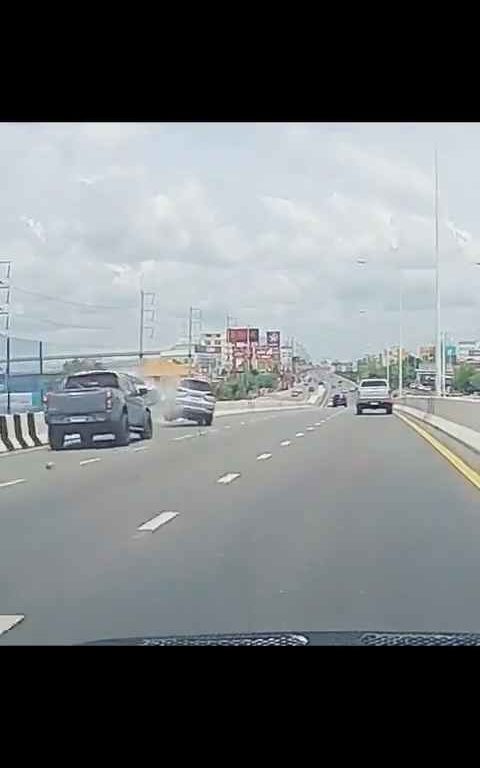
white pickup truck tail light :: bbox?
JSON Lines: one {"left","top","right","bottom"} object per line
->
{"left": 105, "top": 389, "right": 113, "bottom": 410}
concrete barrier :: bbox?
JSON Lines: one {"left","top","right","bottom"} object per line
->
{"left": 394, "top": 403, "right": 480, "bottom": 455}
{"left": 0, "top": 415, "right": 23, "bottom": 451}
{"left": 397, "top": 395, "right": 480, "bottom": 432}
{"left": 33, "top": 412, "right": 48, "bottom": 445}
{"left": 0, "top": 411, "right": 48, "bottom": 453}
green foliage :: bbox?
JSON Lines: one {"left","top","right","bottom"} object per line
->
{"left": 455, "top": 364, "right": 476, "bottom": 393}
{"left": 467, "top": 372, "right": 480, "bottom": 392}
{"left": 214, "top": 370, "right": 280, "bottom": 400}
{"left": 62, "top": 358, "right": 104, "bottom": 374}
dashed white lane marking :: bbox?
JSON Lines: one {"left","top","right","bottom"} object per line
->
{"left": 315, "top": 422, "right": 323, "bottom": 426}
{"left": 306, "top": 426, "right": 315, "bottom": 431}
{"left": 240, "top": 421, "right": 246, "bottom": 426}
{"left": 257, "top": 453, "right": 272, "bottom": 461}
{"left": 280, "top": 440, "right": 291, "bottom": 447}
{"left": 137, "top": 511, "right": 179, "bottom": 532}
{"left": 0, "top": 478, "right": 26, "bottom": 489}
{"left": 132, "top": 446, "right": 149, "bottom": 452}
{"left": 217, "top": 472, "right": 241, "bottom": 485}
{"left": 0, "top": 614, "right": 24, "bottom": 636}
{"left": 295, "top": 432, "right": 305, "bottom": 438}
{"left": 79, "top": 458, "right": 101, "bottom": 466}
{"left": 224, "top": 425, "right": 231, "bottom": 429}
{"left": 174, "top": 434, "right": 193, "bottom": 441}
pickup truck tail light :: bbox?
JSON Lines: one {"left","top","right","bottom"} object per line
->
{"left": 42, "top": 393, "right": 49, "bottom": 407}
{"left": 105, "top": 389, "right": 113, "bottom": 410}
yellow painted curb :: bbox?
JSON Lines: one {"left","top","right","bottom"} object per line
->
{"left": 395, "top": 412, "right": 480, "bottom": 491}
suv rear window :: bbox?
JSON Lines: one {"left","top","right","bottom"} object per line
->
{"left": 360, "top": 379, "right": 388, "bottom": 388}
{"left": 179, "top": 378, "right": 212, "bottom": 393}
{"left": 65, "top": 372, "right": 119, "bottom": 389}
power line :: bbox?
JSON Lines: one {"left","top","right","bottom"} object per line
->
{"left": 11, "top": 312, "right": 114, "bottom": 331}
{"left": 12, "top": 285, "right": 136, "bottom": 311}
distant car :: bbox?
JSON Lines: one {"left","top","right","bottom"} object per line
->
{"left": 291, "top": 388, "right": 303, "bottom": 398}
{"left": 308, "top": 385, "right": 315, "bottom": 393}
{"left": 356, "top": 378, "right": 392, "bottom": 415}
{"left": 332, "top": 393, "right": 347, "bottom": 407}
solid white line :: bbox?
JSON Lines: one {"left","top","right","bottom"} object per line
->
{"left": 174, "top": 434, "right": 193, "bottom": 441}
{"left": 280, "top": 440, "right": 291, "bottom": 447}
{"left": 257, "top": 453, "right": 272, "bottom": 460}
{"left": 295, "top": 432, "right": 305, "bottom": 438}
{"left": 217, "top": 472, "right": 241, "bottom": 485}
{"left": 0, "top": 614, "right": 24, "bottom": 636}
{"left": 138, "top": 511, "right": 179, "bottom": 532}
{"left": 0, "top": 478, "right": 26, "bottom": 489}
{"left": 79, "top": 458, "right": 101, "bottom": 466}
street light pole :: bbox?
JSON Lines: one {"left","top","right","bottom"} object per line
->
{"left": 442, "top": 330, "right": 447, "bottom": 395}
{"left": 434, "top": 147, "right": 442, "bottom": 396}
{"left": 386, "top": 345, "right": 390, "bottom": 389}
{"left": 398, "top": 276, "right": 403, "bottom": 397}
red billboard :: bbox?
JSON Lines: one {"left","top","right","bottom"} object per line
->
{"left": 228, "top": 327, "right": 247, "bottom": 344}
{"left": 227, "top": 327, "right": 259, "bottom": 344}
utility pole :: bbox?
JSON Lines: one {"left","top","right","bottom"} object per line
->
{"left": 139, "top": 290, "right": 144, "bottom": 360}
{"left": 139, "top": 289, "right": 156, "bottom": 361}
{"left": 386, "top": 345, "right": 390, "bottom": 390}
{"left": 188, "top": 306, "right": 193, "bottom": 373}
{"left": 434, "top": 147, "right": 442, "bottom": 397}
{"left": 188, "top": 307, "right": 202, "bottom": 374}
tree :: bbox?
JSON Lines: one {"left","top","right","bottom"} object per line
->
{"left": 468, "top": 371, "right": 480, "bottom": 393}
{"left": 455, "top": 364, "right": 476, "bottom": 393}
{"left": 62, "top": 358, "right": 105, "bottom": 375}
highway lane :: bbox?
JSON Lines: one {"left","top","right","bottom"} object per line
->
{"left": 1, "top": 399, "right": 480, "bottom": 644}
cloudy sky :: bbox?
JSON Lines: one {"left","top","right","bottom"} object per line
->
{"left": 1, "top": 121, "right": 480, "bottom": 361}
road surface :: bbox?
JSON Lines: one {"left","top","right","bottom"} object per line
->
{"left": 1, "top": 388, "right": 479, "bottom": 644}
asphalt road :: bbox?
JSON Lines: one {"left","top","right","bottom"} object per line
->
{"left": 1, "top": 389, "right": 480, "bottom": 644}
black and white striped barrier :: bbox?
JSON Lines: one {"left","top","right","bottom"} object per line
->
{"left": 0, "top": 412, "right": 48, "bottom": 453}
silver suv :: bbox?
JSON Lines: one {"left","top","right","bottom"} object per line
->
{"left": 164, "top": 377, "right": 216, "bottom": 426}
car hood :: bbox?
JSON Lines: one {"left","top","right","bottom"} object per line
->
{"left": 82, "top": 630, "right": 480, "bottom": 646}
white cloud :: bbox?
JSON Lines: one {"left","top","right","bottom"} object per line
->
{"left": 1, "top": 122, "right": 480, "bottom": 359}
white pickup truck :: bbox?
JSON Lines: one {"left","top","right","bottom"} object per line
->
{"left": 356, "top": 378, "right": 392, "bottom": 415}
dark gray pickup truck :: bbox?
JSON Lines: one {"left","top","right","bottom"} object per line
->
{"left": 44, "top": 370, "right": 153, "bottom": 450}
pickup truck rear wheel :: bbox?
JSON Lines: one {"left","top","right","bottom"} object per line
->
{"left": 115, "top": 413, "right": 130, "bottom": 446}
{"left": 204, "top": 413, "right": 213, "bottom": 426}
{"left": 356, "top": 406, "right": 363, "bottom": 415}
{"left": 48, "top": 425, "right": 64, "bottom": 451}
{"left": 386, "top": 405, "right": 393, "bottom": 415}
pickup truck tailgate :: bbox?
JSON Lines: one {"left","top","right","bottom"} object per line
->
{"left": 46, "top": 389, "right": 107, "bottom": 415}
{"left": 358, "top": 387, "right": 389, "bottom": 400}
